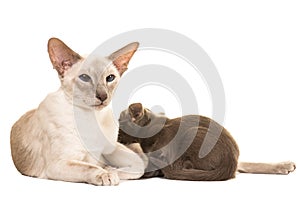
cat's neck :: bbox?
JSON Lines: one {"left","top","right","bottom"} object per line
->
{"left": 37, "top": 87, "right": 117, "bottom": 153}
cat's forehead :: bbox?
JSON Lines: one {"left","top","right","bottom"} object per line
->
{"left": 80, "top": 55, "right": 113, "bottom": 74}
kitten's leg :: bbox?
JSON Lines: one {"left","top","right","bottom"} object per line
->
{"left": 237, "top": 161, "right": 296, "bottom": 174}
{"left": 103, "top": 143, "right": 146, "bottom": 180}
{"left": 45, "top": 160, "right": 119, "bottom": 186}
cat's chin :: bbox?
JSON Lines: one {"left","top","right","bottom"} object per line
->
{"left": 92, "top": 104, "right": 107, "bottom": 110}
{"left": 73, "top": 103, "right": 107, "bottom": 111}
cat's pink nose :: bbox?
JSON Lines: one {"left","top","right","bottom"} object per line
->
{"left": 96, "top": 93, "right": 107, "bottom": 102}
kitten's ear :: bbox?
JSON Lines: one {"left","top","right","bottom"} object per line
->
{"left": 48, "top": 38, "right": 82, "bottom": 78}
{"left": 108, "top": 42, "right": 139, "bottom": 76}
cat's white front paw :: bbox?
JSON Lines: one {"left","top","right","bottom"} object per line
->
{"left": 276, "top": 161, "right": 296, "bottom": 174}
{"left": 95, "top": 171, "right": 120, "bottom": 186}
{"left": 127, "top": 143, "right": 149, "bottom": 169}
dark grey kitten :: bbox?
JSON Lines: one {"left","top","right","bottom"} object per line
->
{"left": 118, "top": 103, "right": 296, "bottom": 181}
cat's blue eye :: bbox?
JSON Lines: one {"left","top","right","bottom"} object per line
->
{"left": 106, "top": 74, "right": 115, "bottom": 82}
{"left": 78, "top": 74, "right": 91, "bottom": 82}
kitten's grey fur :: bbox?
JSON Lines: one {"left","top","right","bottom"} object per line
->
{"left": 118, "top": 103, "right": 296, "bottom": 181}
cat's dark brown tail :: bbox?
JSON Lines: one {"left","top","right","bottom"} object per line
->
{"left": 237, "top": 161, "right": 296, "bottom": 175}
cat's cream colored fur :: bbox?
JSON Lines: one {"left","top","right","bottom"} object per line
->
{"left": 10, "top": 38, "right": 146, "bottom": 186}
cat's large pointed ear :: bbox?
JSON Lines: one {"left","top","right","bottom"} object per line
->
{"left": 108, "top": 42, "right": 139, "bottom": 76}
{"left": 48, "top": 38, "right": 82, "bottom": 78}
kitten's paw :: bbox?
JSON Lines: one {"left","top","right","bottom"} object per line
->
{"left": 276, "top": 161, "right": 296, "bottom": 174}
{"left": 95, "top": 171, "right": 120, "bottom": 186}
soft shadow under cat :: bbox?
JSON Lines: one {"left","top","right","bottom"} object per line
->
{"left": 118, "top": 103, "right": 296, "bottom": 181}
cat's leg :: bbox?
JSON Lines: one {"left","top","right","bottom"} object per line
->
{"left": 237, "top": 161, "right": 296, "bottom": 174}
{"left": 125, "top": 143, "right": 149, "bottom": 167}
{"left": 45, "top": 159, "right": 119, "bottom": 186}
{"left": 125, "top": 143, "right": 166, "bottom": 178}
{"left": 103, "top": 143, "right": 146, "bottom": 180}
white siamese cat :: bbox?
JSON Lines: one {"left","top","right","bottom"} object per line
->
{"left": 10, "top": 38, "right": 146, "bottom": 186}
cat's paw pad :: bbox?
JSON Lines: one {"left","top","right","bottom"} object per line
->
{"left": 95, "top": 172, "right": 120, "bottom": 186}
{"left": 277, "top": 161, "right": 296, "bottom": 174}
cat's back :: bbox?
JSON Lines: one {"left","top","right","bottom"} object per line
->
{"left": 11, "top": 109, "right": 38, "bottom": 151}
{"left": 10, "top": 109, "right": 46, "bottom": 177}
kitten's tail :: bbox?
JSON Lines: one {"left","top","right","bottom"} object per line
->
{"left": 161, "top": 161, "right": 296, "bottom": 181}
{"left": 237, "top": 161, "right": 296, "bottom": 175}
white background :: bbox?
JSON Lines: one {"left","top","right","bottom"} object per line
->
{"left": 0, "top": 0, "right": 299, "bottom": 199}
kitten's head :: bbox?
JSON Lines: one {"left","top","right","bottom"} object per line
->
{"left": 129, "top": 103, "right": 145, "bottom": 122}
{"left": 119, "top": 103, "right": 150, "bottom": 127}
{"left": 118, "top": 103, "right": 166, "bottom": 144}
{"left": 47, "top": 38, "right": 138, "bottom": 110}
{"left": 118, "top": 103, "right": 147, "bottom": 145}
